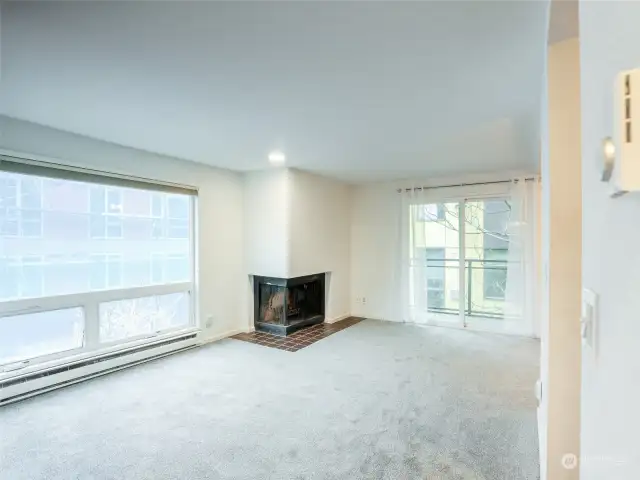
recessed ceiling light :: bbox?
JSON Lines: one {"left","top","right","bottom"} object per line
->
{"left": 268, "top": 151, "right": 286, "bottom": 165}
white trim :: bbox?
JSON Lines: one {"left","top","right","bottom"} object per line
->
{"left": 190, "top": 194, "right": 199, "bottom": 329}
{"left": 324, "top": 313, "right": 352, "bottom": 324}
{"left": 0, "top": 283, "right": 193, "bottom": 369}
{"left": 0, "top": 282, "right": 191, "bottom": 316}
{"left": 198, "top": 327, "right": 250, "bottom": 345}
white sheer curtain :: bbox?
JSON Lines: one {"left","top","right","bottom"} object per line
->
{"left": 396, "top": 187, "right": 437, "bottom": 324}
{"left": 503, "top": 178, "right": 539, "bottom": 336}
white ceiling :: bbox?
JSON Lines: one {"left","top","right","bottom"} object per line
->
{"left": 0, "top": 1, "right": 549, "bottom": 183}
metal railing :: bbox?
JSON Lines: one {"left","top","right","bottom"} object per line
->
{"left": 415, "top": 257, "right": 508, "bottom": 319}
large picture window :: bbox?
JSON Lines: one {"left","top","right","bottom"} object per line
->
{"left": 0, "top": 162, "right": 196, "bottom": 372}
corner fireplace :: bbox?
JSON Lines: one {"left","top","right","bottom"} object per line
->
{"left": 253, "top": 273, "right": 325, "bottom": 336}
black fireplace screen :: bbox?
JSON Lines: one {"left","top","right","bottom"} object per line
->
{"left": 255, "top": 274, "right": 325, "bottom": 327}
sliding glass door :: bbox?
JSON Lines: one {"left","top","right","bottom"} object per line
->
{"left": 407, "top": 201, "right": 463, "bottom": 327}
{"left": 407, "top": 193, "right": 528, "bottom": 333}
{"left": 462, "top": 198, "right": 514, "bottom": 330}
{"left": 0, "top": 162, "right": 197, "bottom": 372}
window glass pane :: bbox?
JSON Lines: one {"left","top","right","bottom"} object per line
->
{"left": 0, "top": 176, "right": 18, "bottom": 207}
{"left": 20, "top": 178, "right": 41, "bottom": 209}
{"left": 21, "top": 209, "right": 42, "bottom": 237}
{"left": 89, "top": 215, "right": 105, "bottom": 238}
{"left": 0, "top": 208, "right": 18, "bottom": 236}
{"left": 90, "top": 255, "right": 106, "bottom": 290}
{"left": 167, "top": 196, "right": 188, "bottom": 219}
{"left": 106, "top": 216, "right": 123, "bottom": 238}
{"left": 107, "top": 262, "right": 122, "bottom": 288}
{"left": 168, "top": 218, "right": 188, "bottom": 239}
{"left": 151, "top": 254, "right": 164, "bottom": 283}
{"left": 89, "top": 185, "right": 105, "bottom": 213}
{"left": 165, "top": 254, "right": 189, "bottom": 282}
{"left": 99, "top": 292, "right": 189, "bottom": 343}
{"left": 151, "top": 219, "right": 164, "bottom": 238}
{"left": 1, "top": 175, "right": 19, "bottom": 236}
{"left": 0, "top": 172, "right": 192, "bottom": 299}
{"left": 417, "top": 203, "right": 445, "bottom": 222}
{"left": 0, "top": 308, "right": 84, "bottom": 364}
{"left": 0, "top": 258, "right": 19, "bottom": 299}
{"left": 123, "top": 256, "right": 151, "bottom": 287}
{"left": 44, "top": 255, "right": 90, "bottom": 296}
{"left": 408, "top": 202, "right": 459, "bottom": 322}
{"left": 106, "top": 189, "right": 122, "bottom": 213}
{"left": 151, "top": 193, "right": 163, "bottom": 217}
{"left": 464, "top": 199, "right": 511, "bottom": 318}
{"left": 22, "top": 262, "right": 44, "bottom": 298}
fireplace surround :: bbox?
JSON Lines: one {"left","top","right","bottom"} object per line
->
{"left": 253, "top": 273, "right": 325, "bottom": 336}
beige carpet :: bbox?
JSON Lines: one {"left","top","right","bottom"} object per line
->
{"left": 0, "top": 320, "right": 540, "bottom": 479}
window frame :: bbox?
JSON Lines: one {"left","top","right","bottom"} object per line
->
{"left": 0, "top": 282, "right": 194, "bottom": 372}
{"left": 0, "top": 156, "right": 198, "bottom": 375}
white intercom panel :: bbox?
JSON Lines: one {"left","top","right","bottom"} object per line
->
{"left": 611, "top": 69, "right": 640, "bottom": 193}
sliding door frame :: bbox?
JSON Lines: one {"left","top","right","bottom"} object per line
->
{"left": 410, "top": 183, "right": 513, "bottom": 332}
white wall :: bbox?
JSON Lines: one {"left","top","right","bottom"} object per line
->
{"left": 539, "top": 37, "right": 582, "bottom": 480}
{"left": 243, "top": 168, "right": 352, "bottom": 323}
{"left": 0, "top": 115, "right": 247, "bottom": 340}
{"left": 288, "top": 169, "right": 351, "bottom": 321}
{"left": 243, "top": 169, "right": 290, "bottom": 279}
{"left": 350, "top": 184, "right": 399, "bottom": 320}
{"left": 579, "top": 3, "right": 640, "bottom": 478}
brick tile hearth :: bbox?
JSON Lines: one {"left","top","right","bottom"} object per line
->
{"left": 231, "top": 317, "right": 364, "bottom": 352}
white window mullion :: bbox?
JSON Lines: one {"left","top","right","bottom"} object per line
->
{"left": 189, "top": 195, "right": 198, "bottom": 328}
{"left": 84, "top": 301, "right": 100, "bottom": 349}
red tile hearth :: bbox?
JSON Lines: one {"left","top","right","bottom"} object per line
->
{"left": 231, "top": 317, "right": 363, "bottom": 352}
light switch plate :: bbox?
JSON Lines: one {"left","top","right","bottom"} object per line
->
{"left": 581, "top": 288, "right": 598, "bottom": 351}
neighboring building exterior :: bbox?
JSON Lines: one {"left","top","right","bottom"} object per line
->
{"left": 0, "top": 172, "right": 191, "bottom": 301}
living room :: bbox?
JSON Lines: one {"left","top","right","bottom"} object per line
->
{"left": 3, "top": 1, "right": 637, "bottom": 479}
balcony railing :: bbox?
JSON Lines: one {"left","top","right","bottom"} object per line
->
{"left": 414, "top": 257, "right": 509, "bottom": 319}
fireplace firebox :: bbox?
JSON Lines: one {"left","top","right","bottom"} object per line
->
{"left": 253, "top": 273, "right": 325, "bottom": 336}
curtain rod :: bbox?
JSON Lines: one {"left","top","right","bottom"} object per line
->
{"left": 396, "top": 177, "right": 538, "bottom": 193}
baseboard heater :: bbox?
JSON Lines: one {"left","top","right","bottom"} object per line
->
{"left": 0, "top": 333, "right": 198, "bottom": 406}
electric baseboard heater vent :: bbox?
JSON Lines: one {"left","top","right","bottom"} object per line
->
{"left": 0, "top": 333, "right": 197, "bottom": 406}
